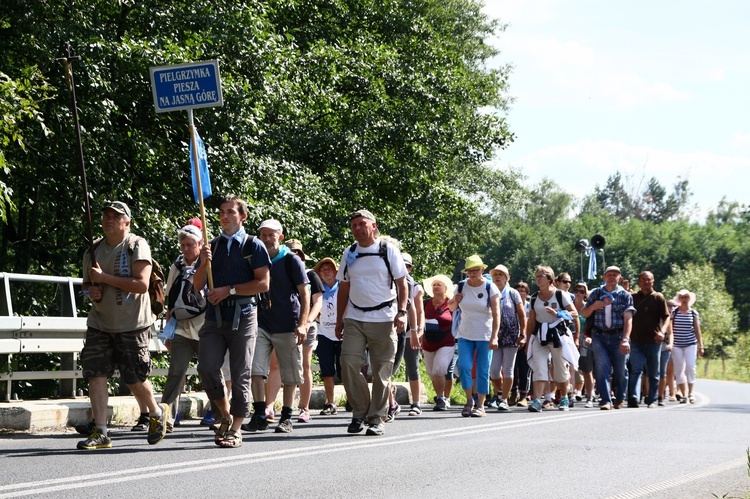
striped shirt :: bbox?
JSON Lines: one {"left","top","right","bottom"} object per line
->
{"left": 671, "top": 309, "right": 699, "bottom": 347}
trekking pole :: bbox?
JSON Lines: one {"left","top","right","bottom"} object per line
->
{"left": 56, "top": 42, "right": 100, "bottom": 298}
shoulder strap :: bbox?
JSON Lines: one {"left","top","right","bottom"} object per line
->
{"left": 457, "top": 280, "right": 465, "bottom": 293}
{"left": 379, "top": 240, "right": 393, "bottom": 284}
{"left": 485, "top": 281, "right": 491, "bottom": 307}
{"left": 555, "top": 289, "right": 564, "bottom": 308}
{"left": 530, "top": 292, "right": 538, "bottom": 310}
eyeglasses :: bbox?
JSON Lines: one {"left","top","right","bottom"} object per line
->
{"left": 574, "top": 289, "right": 586, "bottom": 294}
{"left": 465, "top": 268, "right": 482, "bottom": 274}
{"left": 559, "top": 280, "right": 571, "bottom": 284}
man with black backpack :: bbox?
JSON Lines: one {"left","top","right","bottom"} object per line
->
{"left": 159, "top": 223, "right": 208, "bottom": 430}
{"left": 335, "top": 209, "right": 409, "bottom": 436}
{"left": 194, "top": 195, "right": 271, "bottom": 448}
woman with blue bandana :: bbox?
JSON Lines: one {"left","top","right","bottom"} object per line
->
{"left": 314, "top": 257, "right": 343, "bottom": 415}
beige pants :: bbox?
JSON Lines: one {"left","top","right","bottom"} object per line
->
{"left": 341, "top": 319, "right": 397, "bottom": 425}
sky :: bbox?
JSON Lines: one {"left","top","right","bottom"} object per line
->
{"left": 481, "top": 0, "right": 750, "bottom": 219}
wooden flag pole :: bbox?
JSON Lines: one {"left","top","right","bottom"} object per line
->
{"left": 187, "top": 108, "right": 213, "bottom": 290}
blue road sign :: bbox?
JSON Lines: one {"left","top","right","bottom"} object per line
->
{"left": 149, "top": 60, "right": 223, "bottom": 113}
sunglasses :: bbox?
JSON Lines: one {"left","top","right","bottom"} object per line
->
{"left": 559, "top": 280, "right": 571, "bottom": 284}
{"left": 574, "top": 289, "right": 586, "bottom": 294}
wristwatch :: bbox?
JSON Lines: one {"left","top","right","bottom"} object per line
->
{"left": 229, "top": 286, "right": 237, "bottom": 296}
{"left": 397, "top": 309, "right": 407, "bottom": 316}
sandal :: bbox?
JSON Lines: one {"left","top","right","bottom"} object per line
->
{"left": 218, "top": 429, "right": 242, "bottom": 448}
{"left": 214, "top": 416, "right": 232, "bottom": 446}
{"left": 408, "top": 404, "right": 422, "bottom": 416}
{"left": 688, "top": 394, "right": 695, "bottom": 404}
{"left": 471, "top": 406, "right": 486, "bottom": 418}
{"left": 461, "top": 403, "right": 473, "bottom": 418}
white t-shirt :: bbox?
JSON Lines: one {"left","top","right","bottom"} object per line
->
{"left": 453, "top": 280, "right": 500, "bottom": 341}
{"left": 532, "top": 289, "right": 573, "bottom": 323}
{"left": 317, "top": 284, "right": 340, "bottom": 342}
{"left": 337, "top": 239, "right": 408, "bottom": 323}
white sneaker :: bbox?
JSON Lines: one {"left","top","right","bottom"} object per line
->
{"left": 584, "top": 398, "right": 594, "bottom": 408}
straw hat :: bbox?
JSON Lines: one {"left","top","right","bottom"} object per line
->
{"left": 313, "top": 257, "right": 339, "bottom": 274}
{"left": 489, "top": 264, "right": 510, "bottom": 280}
{"left": 423, "top": 274, "right": 454, "bottom": 299}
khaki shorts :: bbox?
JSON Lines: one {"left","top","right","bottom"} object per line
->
{"left": 81, "top": 326, "right": 151, "bottom": 384}
{"left": 251, "top": 327, "right": 303, "bottom": 385}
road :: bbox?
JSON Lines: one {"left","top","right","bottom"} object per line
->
{"left": 1, "top": 379, "right": 748, "bottom": 498}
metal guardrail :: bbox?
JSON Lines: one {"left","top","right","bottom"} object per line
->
{"left": 0, "top": 272, "right": 175, "bottom": 401}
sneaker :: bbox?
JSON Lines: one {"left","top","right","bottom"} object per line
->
{"left": 613, "top": 400, "right": 624, "bottom": 410}
{"left": 131, "top": 413, "right": 149, "bottom": 431}
{"left": 275, "top": 418, "right": 293, "bottom": 434}
{"left": 434, "top": 397, "right": 447, "bottom": 411}
{"left": 559, "top": 396, "right": 570, "bottom": 411}
{"left": 470, "top": 406, "right": 486, "bottom": 417}
{"left": 386, "top": 403, "right": 400, "bottom": 423}
{"left": 497, "top": 400, "right": 510, "bottom": 411}
{"left": 487, "top": 396, "right": 499, "bottom": 409}
{"left": 147, "top": 403, "right": 169, "bottom": 445}
{"left": 600, "top": 403, "right": 612, "bottom": 410}
{"left": 266, "top": 407, "right": 276, "bottom": 421}
{"left": 297, "top": 410, "right": 311, "bottom": 423}
{"left": 507, "top": 392, "right": 518, "bottom": 406}
{"left": 242, "top": 413, "right": 269, "bottom": 432}
{"left": 444, "top": 398, "right": 451, "bottom": 409}
{"left": 366, "top": 422, "right": 385, "bottom": 436}
{"left": 200, "top": 408, "right": 215, "bottom": 426}
{"left": 408, "top": 403, "right": 422, "bottom": 416}
{"left": 542, "top": 399, "right": 555, "bottom": 409}
{"left": 658, "top": 398, "right": 666, "bottom": 407}
{"left": 574, "top": 390, "right": 583, "bottom": 402}
{"left": 528, "top": 398, "right": 543, "bottom": 412}
{"left": 75, "top": 420, "right": 96, "bottom": 435}
{"left": 347, "top": 418, "right": 366, "bottom": 434}
{"left": 627, "top": 397, "right": 639, "bottom": 408}
{"left": 77, "top": 428, "right": 112, "bottom": 450}
{"left": 679, "top": 397, "right": 688, "bottom": 404}
{"left": 166, "top": 420, "right": 174, "bottom": 433}
{"left": 584, "top": 398, "right": 594, "bottom": 409}
{"left": 516, "top": 398, "right": 528, "bottom": 408}
{"left": 320, "top": 403, "right": 337, "bottom": 415}
{"left": 647, "top": 403, "right": 657, "bottom": 408}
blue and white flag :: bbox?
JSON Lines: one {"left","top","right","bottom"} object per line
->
{"left": 190, "top": 130, "right": 212, "bottom": 204}
{"left": 587, "top": 248, "right": 597, "bottom": 280}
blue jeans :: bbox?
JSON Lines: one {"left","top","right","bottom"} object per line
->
{"left": 659, "top": 349, "right": 671, "bottom": 378}
{"left": 592, "top": 332, "right": 629, "bottom": 405}
{"left": 628, "top": 342, "right": 660, "bottom": 404}
{"left": 457, "top": 338, "right": 492, "bottom": 395}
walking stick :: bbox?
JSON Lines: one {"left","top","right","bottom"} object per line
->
{"left": 56, "top": 42, "right": 100, "bottom": 298}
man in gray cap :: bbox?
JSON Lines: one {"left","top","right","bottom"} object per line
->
{"left": 78, "top": 201, "right": 168, "bottom": 450}
{"left": 335, "top": 209, "right": 409, "bottom": 436}
{"left": 581, "top": 265, "right": 636, "bottom": 410}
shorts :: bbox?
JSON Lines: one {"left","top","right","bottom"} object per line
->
{"left": 316, "top": 335, "right": 342, "bottom": 378}
{"left": 578, "top": 345, "right": 594, "bottom": 373}
{"left": 252, "top": 327, "right": 303, "bottom": 385}
{"left": 81, "top": 326, "right": 151, "bottom": 384}
{"left": 304, "top": 322, "right": 318, "bottom": 348}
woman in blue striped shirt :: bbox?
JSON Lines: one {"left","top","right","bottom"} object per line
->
{"left": 669, "top": 289, "right": 703, "bottom": 404}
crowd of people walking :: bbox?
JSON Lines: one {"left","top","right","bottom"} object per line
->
{"left": 75, "top": 198, "right": 703, "bottom": 449}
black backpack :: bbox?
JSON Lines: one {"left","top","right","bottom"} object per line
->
{"left": 167, "top": 255, "right": 207, "bottom": 320}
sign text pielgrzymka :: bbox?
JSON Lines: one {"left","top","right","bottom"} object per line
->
{"left": 149, "top": 60, "right": 223, "bottom": 113}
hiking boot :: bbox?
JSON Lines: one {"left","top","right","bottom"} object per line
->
{"left": 347, "top": 418, "right": 366, "bottom": 434}
{"left": 75, "top": 420, "right": 96, "bottom": 435}
{"left": 366, "top": 422, "right": 385, "bottom": 436}
{"left": 242, "top": 412, "right": 269, "bottom": 432}
{"left": 131, "top": 413, "right": 149, "bottom": 431}
{"left": 77, "top": 428, "right": 112, "bottom": 450}
{"left": 275, "top": 418, "right": 293, "bottom": 434}
{"left": 147, "top": 403, "right": 169, "bottom": 445}
{"left": 319, "top": 403, "right": 337, "bottom": 415}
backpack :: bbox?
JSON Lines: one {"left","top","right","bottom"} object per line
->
{"left": 343, "top": 239, "right": 403, "bottom": 312}
{"left": 530, "top": 289, "right": 565, "bottom": 313}
{"left": 92, "top": 235, "right": 166, "bottom": 316}
{"left": 210, "top": 234, "right": 297, "bottom": 310}
{"left": 167, "top": 255, "right": 207, "bottom": 320}
{"left": 457, "top": 279, "right": 491, "bottom": 307}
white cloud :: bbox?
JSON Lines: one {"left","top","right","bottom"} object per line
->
{"left": 728, "top": 131, "right": 750, "bottom": 151}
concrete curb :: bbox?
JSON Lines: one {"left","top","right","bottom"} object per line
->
{"left": 0, "top": 382, "right": 424, "bottom": 432}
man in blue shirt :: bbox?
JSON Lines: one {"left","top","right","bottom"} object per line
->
{"left": 581, "top": 265, "right": 635, "bottom": 410}
{"left": 194, "top": 195, "right": 271, "bottom": 448}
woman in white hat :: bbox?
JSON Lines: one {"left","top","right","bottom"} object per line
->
{"left": 448, "top": 255, "right": 500, "bottom": 417}
{"left": 422, "top": 274, "right": 456, "bottom": 411}
{"left": 669, "top": 289, "right": 703, "bottom": 403}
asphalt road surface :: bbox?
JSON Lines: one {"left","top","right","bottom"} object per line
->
{"left": 1, "top": 378, "right": 748, "bottom": 498}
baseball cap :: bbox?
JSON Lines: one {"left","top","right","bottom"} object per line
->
{"left": 102, "top": 201, "right": 131, "bottom": 218}
{"left": 603, "top": 265, "right": 621, "bottom": 275}
{"left": 258, "top": 219, "right": 283, "bottom": 233}
{"left": 349, "top": 209, "right": 376, "bottom": 223}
